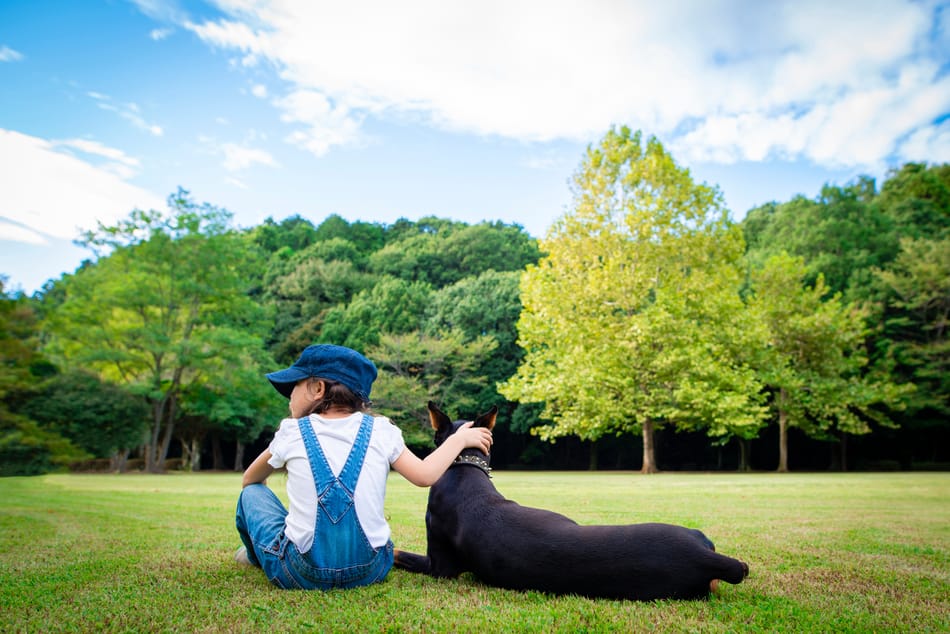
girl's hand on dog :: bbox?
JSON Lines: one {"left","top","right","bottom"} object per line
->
{"left": 455, "top": 421, "right": 493, "bottom": 455}
{"left": 391, "top": 420, "right": 493, "bottom": 487}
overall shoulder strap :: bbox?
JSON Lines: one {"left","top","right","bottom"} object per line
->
{"left": 297, "top": 414, "right": 374, "bottom": 492}
{"left": 296, "top": 416, "right": 336, "bottom": 491}
{"left": 336, "top": 414, "right": 374, "bottom": 491}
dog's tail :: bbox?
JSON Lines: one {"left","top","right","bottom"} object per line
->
{"left": 714, "top": 553, "right": 750, "bottom": 585}
{"left": 693, "top": 528, "right": 748, "bottom": 585}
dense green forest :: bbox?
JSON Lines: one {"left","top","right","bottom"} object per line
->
{"left": 1, "top": 129, "right": 947, "bottom": 475}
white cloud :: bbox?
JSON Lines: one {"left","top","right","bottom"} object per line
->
{"left": 251, "top": 83, "right": 267, "bottom": 98}
{"left": 128, "top": 0, "right": 189, "bottom": 24}
{"left": 0, "top": 220, "right": 46, "bottom": 244}
{"left": 898, "top": 118, "right": 950, "bottom": 163}
{"left": 185, "top": 17, "right": 265, "bottom": 57}
{"left": 0, "top": 129, "right": 165, "bottom": 243}
{"left": 221, "top": 142, "right": 279, "bottom": 171}
{"left": 177, "top": 0, "right": 948, "bottom": 170}
{"left": 0, "top": 45, "right": 23, "bottom": 62}
{"left": 88, "top": 92, "right": 164, "bottom": 136}
{"left": 274, "top": 89, "right": 364, "bottom": 156}
{"left": 522, "top": 149, "right": 571, "bottom": 171}
{"left": 54, "top": 138, "right": 143, "bottom": 179}
{"left": 150, "top": 27, "right": 173, "bottom": 41}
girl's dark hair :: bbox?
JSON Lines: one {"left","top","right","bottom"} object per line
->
{"left": 304, "top": 378, "right": 368, "bottom": 416}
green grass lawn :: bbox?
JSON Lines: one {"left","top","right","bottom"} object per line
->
{"left": 1, "top": 471, "right": 948, "bottom": 633}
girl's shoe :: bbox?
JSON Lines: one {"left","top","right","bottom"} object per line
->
{"left": 234, "top": 546, "right": 253, "bottom": 565}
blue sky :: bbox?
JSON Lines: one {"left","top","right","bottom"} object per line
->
{"left": 1, "top": 0, "right": 948, "bottom": 294}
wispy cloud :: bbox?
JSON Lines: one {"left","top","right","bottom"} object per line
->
{"left": 150, "top": 27, "right": 173, "bottom": 41}
{"left": 171, "top": 0, "right": 948, "bottom": 171}
{"left": 522, "top": 150, "right": 571, "bottom": 171}
{"left": 221, "top": 142, "right": 279, "bottom": 171}
{"left": 0, "top": 129, "right": 164, "bottom": 243}
{"left": 127, "top": 0, "right": 189, "bottom": 25}
{"left": 0, "top": 219, "right": 47, "bottom": 245}
{"left": 87, "top": 91, "right": 164, "bottom": 136}
{"left": 197, "top": 132, "right": 279, "bottom": 172}
{"left": 54, "top": 138, "right": 143, "bottom": 180}
{"left": 0, "top": 45, "right": 23, "bottom": 62}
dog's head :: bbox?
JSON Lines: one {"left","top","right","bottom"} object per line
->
{"left": 427, "top": 401, "right": 497, "bottom": 455}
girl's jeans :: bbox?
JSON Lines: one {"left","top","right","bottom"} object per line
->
{"left": 235, "top": 484, "right": 393, "bottom": 590}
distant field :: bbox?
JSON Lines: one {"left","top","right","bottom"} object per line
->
{"left": 1, "top": 472, "right": 947, "bottom": 632}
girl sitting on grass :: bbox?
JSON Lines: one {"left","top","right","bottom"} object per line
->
{"left": 235, "top": 344, "right": 492, "bottom": 590}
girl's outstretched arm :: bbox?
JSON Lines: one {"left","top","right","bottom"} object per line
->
{"left": 242, "top": 450, "right": 276, "bottom": 488}
{"left": 392, "top": 422, "right": 492, "bottom": 487}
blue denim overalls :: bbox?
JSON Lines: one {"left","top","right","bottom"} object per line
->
{"left": 236, "top": 414, "right": 394, "bottom": 590}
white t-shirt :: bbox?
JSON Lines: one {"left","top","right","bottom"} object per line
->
{"left": 267, "top": 412, "right": 406, "bottom": 552}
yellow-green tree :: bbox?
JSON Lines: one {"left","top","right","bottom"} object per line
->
{"left": 749, "top": 253, "right": 910, "bottom": 471}
{"left": 501, "top": 127, "right": 765, "bottom": 473}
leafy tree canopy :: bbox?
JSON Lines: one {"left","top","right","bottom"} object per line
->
{"left": 877, "top": 163, "right": 950, "bottom": 239}
{"left": 369, "top": 329, "right": 498, "bottom": 449}
{"left": 313, "top": 214, "right": 386, "bottom": 253}
{"left": 369, "top": 220, "right": 539, "bottom": 287}
{"left": 21, "top": 369, "right": 149, "bottom": 458}
{"left": 874, "top": 236, "right": 950, "bottom": 420}
{"left": 501, "top": 126, "right": 765, "bottom": 472}
{"left": 748, "top": 253, "right": 911, "bottom": 471}
{"left": 44, "top": 188, "right": 274, "bottom": 471}
{"left": 743, "top": 178, "right": 896, "bottom": 299}
{"left": 251, "top": 215, "right": 318, "bottom": 254}
{"left": 0, "top": 279, "right": 89, "bottom": 474}
{"left": 319, "top": 277, "right": 433, "bottom": 351}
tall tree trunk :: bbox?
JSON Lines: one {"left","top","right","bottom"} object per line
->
{"left": 588, "top": 441, "right": 598, "bottom": 471}
{"left": 641, "top": 419, "right": 657, "bottom": 474}
{"left": 190, "top": 437, "right": 202, "bottom": 471}
{"left": 778, "top": 402, "right": 789, "bottom": 472}
{"left": 738, "top": 437, "right": 750, "bottom": 472}
{"left": 212, "top": 435, "right": 224, "bottom": 471}
{"left": 841, "top": 432, "right": 848, "bottom": 472}
{"left": 155, "top": 398, "right": 178, "bottom": 473}
{"left": 825, "top": 432, "right": 850, "bottom": 471}
{"left": 180, "top": 437, "right": 191, "bottom": 470}
{"left": 153, "top": 364, "right": 187, "bottom": 473}
{"left": 234, "top": 440, "right": 245, "bottom": 472}
{"left": 146, "top": 400, "right": 163, "bottom": 473}
{"left": 111, "top": 449, "right": 130, "bottom": 473}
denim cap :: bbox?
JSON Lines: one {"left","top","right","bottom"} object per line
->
{"left": 266, "top": 344, "right": 378, "bottom": 402}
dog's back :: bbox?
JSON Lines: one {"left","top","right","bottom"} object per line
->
{"left": 395, "top": 403, "right": 749, "bottom": 601}
{"left": 426, "top": 465, "right": 748, "bottom": 600}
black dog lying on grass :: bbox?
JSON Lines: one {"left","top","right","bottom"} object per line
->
{"left": 394, "top": 403, "right": 749, "bottom": 601}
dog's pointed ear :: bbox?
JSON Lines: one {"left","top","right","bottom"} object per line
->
{"left": 427, "top": 401, "right": 452, "bottom": 431}
{"left": 473, "top": 405, "right": 497, "bottom": 430}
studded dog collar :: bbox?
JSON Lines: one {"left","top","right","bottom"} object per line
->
{"left": 451, "top": 453, "right": 492, "bottom": 477}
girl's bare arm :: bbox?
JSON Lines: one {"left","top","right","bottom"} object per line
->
{"left": 391, "top": 422, "right": 492, "bottom": 487}
{"left": 242, "top": 449, "right": 276, "bottom": 488}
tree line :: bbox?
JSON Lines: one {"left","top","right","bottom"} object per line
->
{"left": 1, "top": 128, "right": 947, "bottom": 475}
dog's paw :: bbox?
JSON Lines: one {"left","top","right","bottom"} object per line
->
{"left": 393, "top": 549, "right": 431, "bottom": 574}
